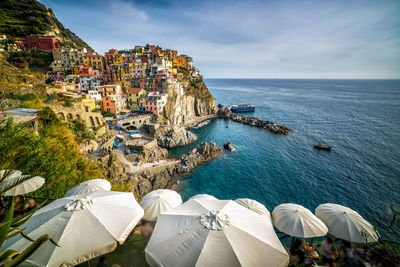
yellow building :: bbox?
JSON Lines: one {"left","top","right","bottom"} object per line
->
{"left": 165, "top": 60, "right": 173, "bottom": 69}
{"left": 81, "top": 97, "right": 96, "bottom": 111}
{"left": 83, "top": 54, "right": 105, "bottom": 71}
{"left": 127, "top": 88, "right": 147, "bottom": 111}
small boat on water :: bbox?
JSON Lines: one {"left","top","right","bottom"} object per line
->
{"left": 314, "top": 143, "right": 332, "bottom": 151}
{"left": 231, "top": 104, "right": 255, "bottom": 113}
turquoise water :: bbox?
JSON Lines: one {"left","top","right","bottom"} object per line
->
{"left": 172, "top": 79, "right": 400, "bottom": 228}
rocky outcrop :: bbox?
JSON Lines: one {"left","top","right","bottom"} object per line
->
{"left": 98, "top": 150, "right": 132, "bottom": 181}
{"left": 79, "top": 139, "right": 99, "bottom": 153}
{"left": 125, "top": 144, "right": 169, "bottom": 165}
{"left": 98, "top": 142, "right": 222, "bottom": 197}
{"left": 224, "top": 142, "right": 235, "bottom": 152}
{"left": 218, "top": 107, "right": 291, "bottom": 135}
{"left": 95, "top": 125, "right": 111, "bottom": 141}
{"left": 159, "top": 76, "right": 217, "bottom": 126}
{"left": 155, "top": 125, "right": 197, "bottom": 149}
{"left": 175, "top": 142, "right": 222, "bottom": 175}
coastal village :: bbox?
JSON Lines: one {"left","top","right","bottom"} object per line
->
{"left": 0, "top": 23, "right": 395, "bottom": 267}
{"left": 2, "top": 34, "right": 197, "bottom": 118}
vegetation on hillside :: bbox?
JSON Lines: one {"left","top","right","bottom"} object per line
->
{"left": 6, "top": 50, "right": 53, "bottom": 72}
{"left": 0, "top": 108, "right": 102, "bottom": 199}
{"left": 0, "top": 54, "right": 47, "bottom": 98}
{"left": 0, "top": 0, "right": 93, "bottom": 51}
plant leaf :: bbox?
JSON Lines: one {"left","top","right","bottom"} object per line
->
{"left": 5, "top": 234, "right": 50, "bottom": 267}
{"left": 0, "top": 249, "right": 19, "bottom": 266}
{"left": 0, "top": 197, "right": 14, "bottom": 246}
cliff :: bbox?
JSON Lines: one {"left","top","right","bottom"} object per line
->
{"left": 160, "top": 75, "right": 218, "bottom": 126}
{"left": 99, "top": 142, "right": 222, "bottom": 197}
{"left": 0, "top": 0, "right": 93, "bottom": 51}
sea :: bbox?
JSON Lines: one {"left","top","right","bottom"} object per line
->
{"left": 171, "top": 79, "right": 400, "bottom": 231}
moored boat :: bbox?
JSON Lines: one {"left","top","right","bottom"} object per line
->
{"left": 314, "top": 143, "right": 332, "bottom": 150}
{"left": 231, "top": 104, "right": 255, "bottom": 113}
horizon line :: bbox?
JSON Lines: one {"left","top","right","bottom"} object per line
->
{"left": 204, "top": 77, "right": 400, "bottom": 80}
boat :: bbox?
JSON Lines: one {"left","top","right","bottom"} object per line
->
{"left": 231, "top": 104, "right": 255, "bottom": 113}
{"left": 314, "top": 143, "right": 332, "bottom": 151}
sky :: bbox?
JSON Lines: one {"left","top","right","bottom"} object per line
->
{"left": 40, "top": 0, "right": 400, "bottom": 78}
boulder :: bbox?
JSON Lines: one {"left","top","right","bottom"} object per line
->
{"left": 224, "top": 142, "right": 235, "bottom": 152}
{"left": 155, "top": 126, "right": 197, "bottom": 149}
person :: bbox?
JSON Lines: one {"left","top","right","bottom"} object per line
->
{"left": 96, "top": 256, "right": 108, "bottom": 267}
{"left": 290, "top": 238, "right": 306, "bottom": 264}
{"left": 320, "top": 236, "right": 337, "bottom": 267}
{"left": 341, "top": 240, "right": 361, "bottom": 267}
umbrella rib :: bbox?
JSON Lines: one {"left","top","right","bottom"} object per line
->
{"left": 229, "top": 225, "right": 288, "bottom": 257}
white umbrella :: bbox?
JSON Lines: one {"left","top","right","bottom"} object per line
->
{"left": 140, "top": 189, "right": 182, "bottom": 222}
{"left": 1, "top": 190, "right": 144, "bottom": 266}
{"left": 64, "top": 179, "right": 111, "bottom": 197}
{"left": 272, "top": 203, "right": 328, "bottom": 238}
{"left": 235, "top": 198, "right": 271, "bottom": 218}
{"left": 0, "top": 170, "right": 45, "bottom": 196}
{"left": 145, "top": 199, "right": 289, "bottom": 267}
{"left": 315, "top": 203, "right": 379, "bottom": 243}
{"left": 188, "top": 194, "right": 217, "bottom": 201}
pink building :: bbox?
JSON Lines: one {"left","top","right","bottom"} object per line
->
{"left": 21, "top": 35, "right": 62, "bottom": 51}
{"left": 140, "top": 92, "right": 168, "bottom": 115}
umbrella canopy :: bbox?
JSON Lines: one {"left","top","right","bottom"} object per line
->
{"left": 64, "top": 179, "right": 111, "bottom": 197}
{"left": 188, "top": 194, "right": 218, "bottom": 201}
{"left": 315, "top": 203, "right": 379, "bottom": 243}
{"left": 140, "top": 189, "right": 182, "bottom": 222}
{"left": 1, "top": 190, "right": 144, "bottom": 267}
{"left": 0, "top": 170, "right": 45, "bottom": 196}
{"left": 235, "top": 198, "right": 271, "bottom": 219}
{"left": 145, "top": 199, "right": 289, "bottom": 267}
{"left": 272, "top": 203, "right": 328, "bottom": 238}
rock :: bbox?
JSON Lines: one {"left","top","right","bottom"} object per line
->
{"left": 95, "top": 125, "right": 110, "bottom": 141}
{"left": 224, "top": 111, "right": 290, "bottom": 135}
{"left": 159, "top": 76, "right": 217, "bottom": 126}
{"left": 79, "top": 139, "right": 99, "bottom": 153}
{"left": 224, "top": 142, "right": 235, "bottom": 152}
{"left": 175, "top": 141, "right": 222, "bottom": 175}
{"left": 155, "top": 126, "right": 197, "bottom": 149}
{"left": 217, "top": 107, "right": 232, "bottom": 118}
{"left": 125, "top": 144, "right": 169, "bottom": 165}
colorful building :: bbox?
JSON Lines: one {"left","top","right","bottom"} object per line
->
{"left": 127, "top": 88, "right": 147, "bottom": 111}
{"left": 140, "top": 92, "right": 168, "bottom": 115}
{"left": 102, "top": 94, "right": 127, "bottom": 116}
{"left": 21, "top": 35, "right": 63, "bottom": 51}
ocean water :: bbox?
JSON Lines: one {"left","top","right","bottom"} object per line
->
{"left": 171, "top": 79, "right": 400, "bottom": 229}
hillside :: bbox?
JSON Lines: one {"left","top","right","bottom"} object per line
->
{"left": 0, "top": 53, "right": 47, "bottom": 98}
{"left": 0, "top": 0, "right": 94, "bottom": 51}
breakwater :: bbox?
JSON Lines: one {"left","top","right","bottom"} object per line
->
{"left": 217, "top": 107, "right": 290, "bottom": 134}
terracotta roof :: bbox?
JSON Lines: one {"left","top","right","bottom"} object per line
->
{"left": 128, "top": 88, "right": 143, "bottom": 93}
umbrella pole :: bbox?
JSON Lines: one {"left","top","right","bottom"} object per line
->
{"left": 291, "top": 236, "right": 294, "bottom": 248}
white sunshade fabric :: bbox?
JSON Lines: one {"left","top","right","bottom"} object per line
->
{"left": 272, "top": 203, "right": 328, "bottom": 238}
{"left": 140, "top": 189, "right": 182, "bottom": 222}
{"left": 1, "top": 190, "right": 144, "bottom": 267}
{"left": 64, "top": 179, "right": 112, "bottom": 197}
{"left": 0, "top": 170, "right": 45, "bottom": 196}
{"left": 188, "top": 194, "right": 218, "bottom": 201}
{"left": 235, "top": 198, "right": 271, "bottom": 219}
{"left": 315, "top": 203, "right": 379, "bottom": 243}
{"left": 145, "top": 199, "right": 289, "bottom": 267}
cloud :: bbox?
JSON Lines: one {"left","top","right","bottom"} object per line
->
{"left": 41, "top": 0, "right": 400, "bottom": 78}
